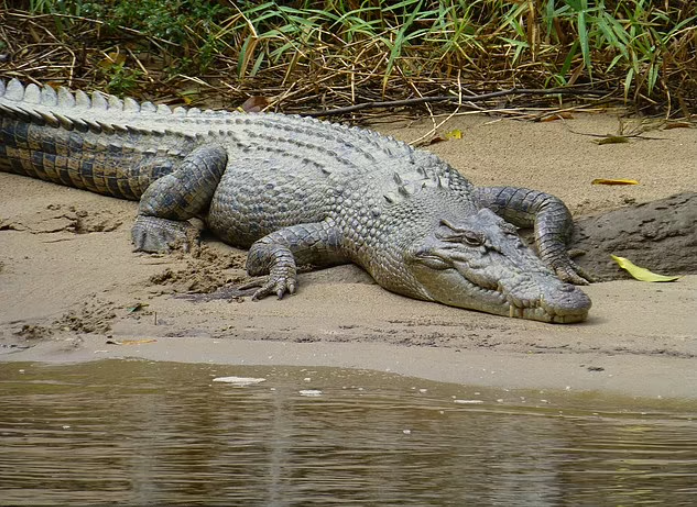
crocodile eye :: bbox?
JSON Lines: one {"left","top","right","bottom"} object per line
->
{"left": 461, "top": 231, "right": 484, "bottom": 246}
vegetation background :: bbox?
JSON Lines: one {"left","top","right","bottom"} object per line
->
{"left": 0, "top": 1, "right": 695, "bottom": 117}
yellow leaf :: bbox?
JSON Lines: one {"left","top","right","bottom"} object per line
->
{"left": 611, "top": 255, "right": 681, "bottom": 282}
{"left": 444, "top": 129, "right": 462, "bottom": 140}
{"left": 177, "top": 89, "right": 201, "bottom": 106}
{"left": 591, "top": 178, "right": 639, "bottom": 186}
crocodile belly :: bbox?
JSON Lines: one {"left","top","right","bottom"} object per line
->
{"left": 206, "top": 163, "right": 333, "bottom": 248}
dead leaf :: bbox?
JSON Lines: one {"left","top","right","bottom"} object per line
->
{"left": 444, "top": 129, "right": 462, "bottom": 139}
{"left": 591, "top": 178, "right": 639, "bottom": 186}
{"left": 611, "top": 255, "right": 681, "bottom": 282}
{"left": 540, "top": 112, "right": 575, "bottom": 122}
{"left": 420, "top": 135, "right": 447, "bottom": 146}
{"left": 240, "top": 96, "right": 269, "bottom": 113}
{"left": 664, "top": 122, "right": 693, "bottom": 130}
{"left": 595, "top": 135, "right": 630, "bottom": 145}
{"left": 28, "top": 25, "right": 42, "bottom": 44}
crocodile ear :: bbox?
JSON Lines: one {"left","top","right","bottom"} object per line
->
{"left": 440, "top": 218, "right": 466, "bottom": 233}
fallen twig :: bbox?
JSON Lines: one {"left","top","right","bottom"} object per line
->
{"left": 304, "top": 88, "right": 609, "bottom": 117}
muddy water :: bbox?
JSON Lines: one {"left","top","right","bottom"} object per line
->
{"left": 1, "top": 360, "right": 696, "bottom": 506}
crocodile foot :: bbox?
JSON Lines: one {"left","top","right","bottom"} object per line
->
{"left": 238, "top": 266, "right": 297, "bottom": 300}
{"left": 550, "top": 256, "right": 594, "bottom": 285}
{"left": 131, "top": 216, "right": 199, "bottom": 253}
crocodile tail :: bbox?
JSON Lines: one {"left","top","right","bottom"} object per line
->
{"left": 0, "top": 79, "right": 203, "bottom": 199}
{"left": 0, "top": 77, "right": 168, "bottom": 116}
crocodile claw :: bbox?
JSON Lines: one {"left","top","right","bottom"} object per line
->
{"left": 551, "top": 258, "right": 594, "bottom": 285}
{"left": 239, "top": 268, "right": 297, "bottom": 301}
{"left": 131, "top": 216, "right": 198, "bottom": 253}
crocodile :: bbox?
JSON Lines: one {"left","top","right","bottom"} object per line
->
{"left": 0, "top": 78, "right": 592, "bottom": 323}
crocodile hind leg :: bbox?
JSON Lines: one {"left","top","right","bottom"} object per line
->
{"left": 240, "top": 220, "right": 347, "bottom": 300}
{"left": 132, "top": 145, "right": 228, "bottom": 253}
{"left": 473, "top": 186, "right": 593, "bottom": 285}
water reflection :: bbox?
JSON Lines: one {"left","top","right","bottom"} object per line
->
{"left": 0, "top": 360, "right": 696, "bottom": 506}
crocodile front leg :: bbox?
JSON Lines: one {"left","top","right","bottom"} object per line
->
{"left": 132, "top": 145, "right": 228, "bottom": 253}
{"left": 473, "top": 186, "right": 592, "bottom": 285}
{"left": 242, "top": 220, "right": 347, "bottom": 300}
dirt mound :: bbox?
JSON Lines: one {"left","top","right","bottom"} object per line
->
{"left": 571, "top": 192, "right": 697, "bottom": 281}
{"left": 54, "top": 299, "right": 118, "bottom": 335}
{"left": 0, "top": 204, "right": 123, "bottom": 234}
{"left": 149, "top": 243, "right": 248, "bottom": 294}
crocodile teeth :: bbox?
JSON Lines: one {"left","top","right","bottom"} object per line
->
{"left": 509, "top": 304, "right": 527, "bottom": 319}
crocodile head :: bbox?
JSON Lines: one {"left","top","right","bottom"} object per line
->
{"left": 403, "top": 208, "right": 591, "bottom": 323}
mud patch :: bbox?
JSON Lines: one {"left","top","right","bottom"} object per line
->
{"left": 571, "top": 192, "right": 697, "bottom": 280}
{"left": 53, "top": 299, "right": 118, "bottom": 334}
{"left": 150, "top": 244, "right": 248, "bottom": 294}
{"left": 14, "top": 323, "right": 54, "bottom": 340}
{"left": 0, "top": 220, "right": 23, "bottom": 232}
{"left": 6, "top": 299, "right": 139, "bottom": 348}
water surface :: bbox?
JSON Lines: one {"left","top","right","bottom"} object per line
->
{"left": 1, "top": 360, "right": 696, "bottom": 506}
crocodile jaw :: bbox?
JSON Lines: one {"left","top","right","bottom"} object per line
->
{"left": 413, "top": 265, "right": 591, "bottom": 324}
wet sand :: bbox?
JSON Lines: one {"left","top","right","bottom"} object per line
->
{"left": 1, "top": 113, "right": 696, "bottom": 398}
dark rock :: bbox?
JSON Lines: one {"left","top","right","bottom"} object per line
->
{"left": 570, "top": 192, "right": 697, "bottom": 281}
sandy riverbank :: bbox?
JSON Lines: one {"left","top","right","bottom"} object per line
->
{"left": 1, "top": 112, "right": 695, "bottom": 398}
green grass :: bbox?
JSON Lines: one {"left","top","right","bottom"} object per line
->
{"left": 7, "top": 0, "right": 697, "bottom": 112}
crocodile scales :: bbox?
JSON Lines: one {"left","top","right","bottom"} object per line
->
{"left": 0, "top": 78, "right": 592, "bottom": 323}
